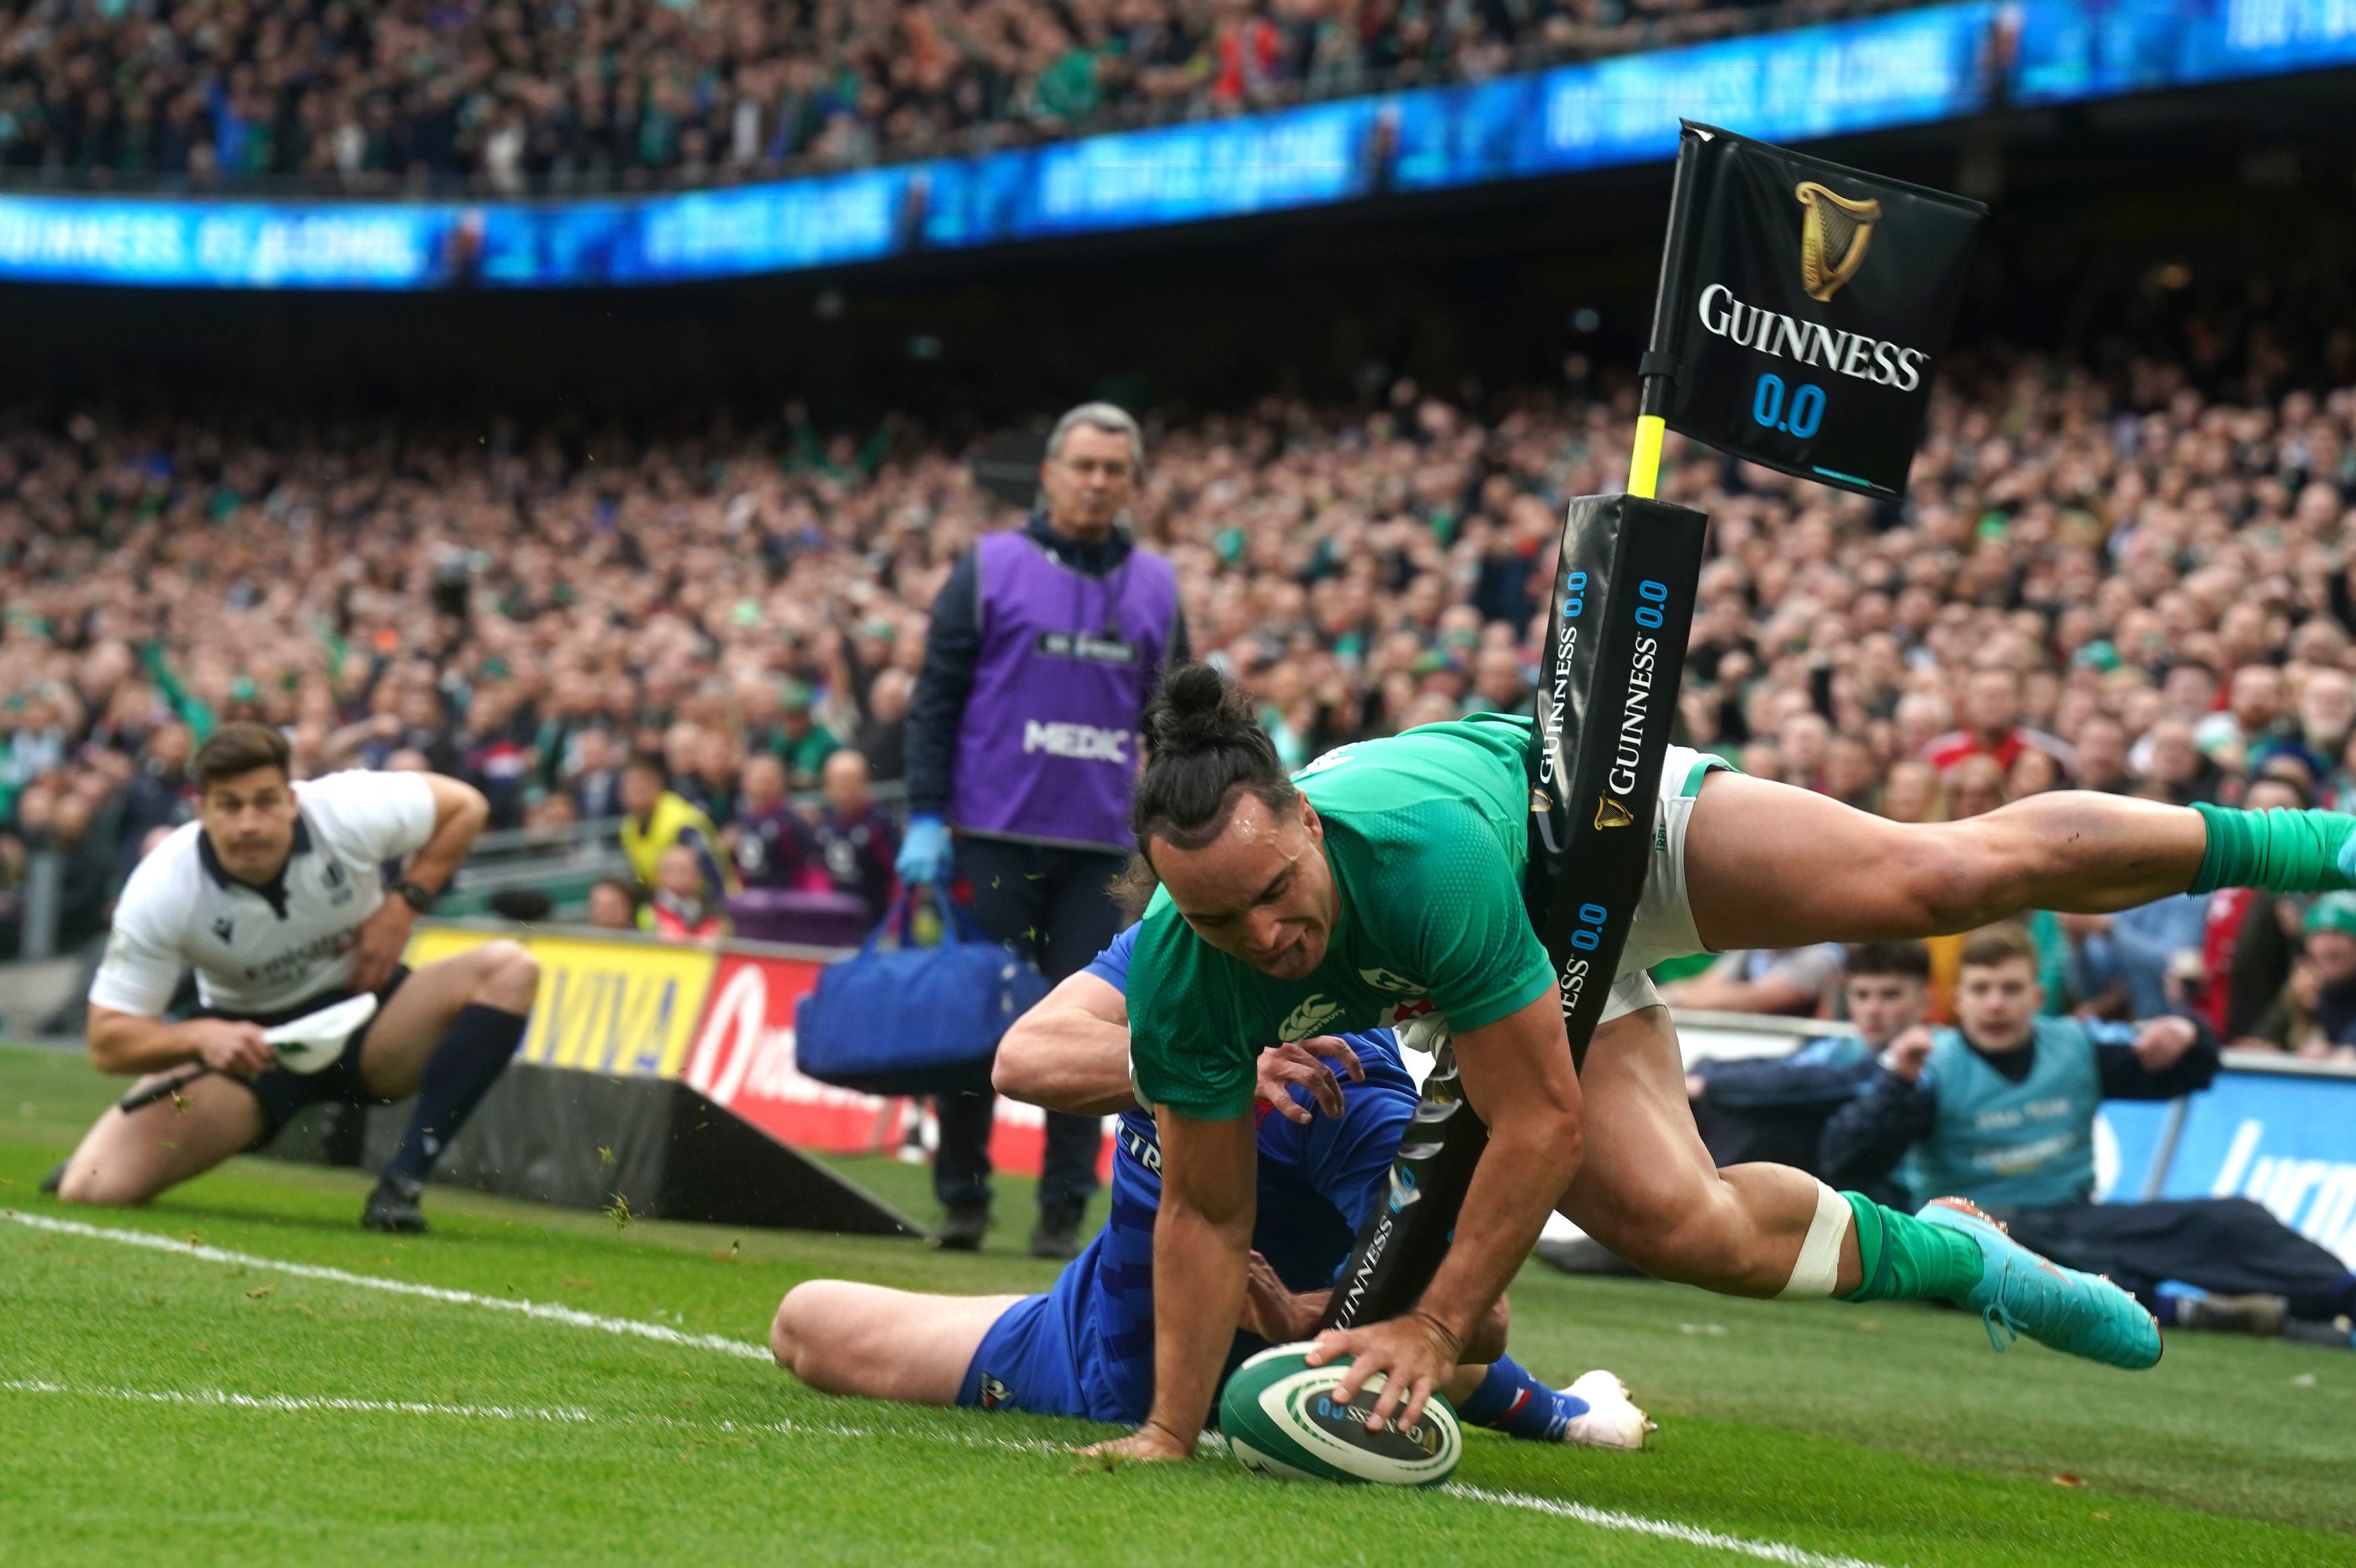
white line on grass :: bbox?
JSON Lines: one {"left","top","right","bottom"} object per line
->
{"left": 1447, "top": 1485, "right": 1896, "bottom": 1568}
{"left": 1, "top": 1209, "right": 771, "bottom": 1361}
{"left": 6, "top": 1209, "right": 1899, "bottom": 1568}
{"left": 4, "top": 1378, "right": 592, "bottom": 1423}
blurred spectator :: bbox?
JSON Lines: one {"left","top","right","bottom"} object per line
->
{"left": 1823, "top": 923, "right": 2356, "bottom": 1344}
{"left": 618, "top": 754, "right": 733, "bottom": 902}
{"left": 1686, "top": 941, "right": 1930, "bottom": 1205}
{"left": 1660, "top": 943, "right": 1843, "bottom": 1017}
{"left": 775, "top": 682, "right": 841, "bottom": 790}
{"left": 570, "top": 729, "right": 625, "bottom": 821}
{"left": 585, "top": 877, "right": 639, "bottom": 932}
{"left": 114, "top": 721, "right": 195, "bottom": 885}
{"left": 2203, "top": 772, "right": 2310, "bottom": 1039}
{"left": 2065, "top": 890, "right": 2209, "bottom": 1022}
{"left": 726, "top": 754, "right": 812, "bottom": 892}
{"left": 640, "top": 845, "right": 727, "bottom": 943}
{"left": 810, "top": 749, "right": 899, "bottom": 923}
{"left": 855, "top": 668, "right": 913, "bottom": 784}
{"left": 2244, "top": 890, "right": 2356, "bottom": 1057}
{"left": 1921, "top": 668, "right": 2072, "bottom": 779}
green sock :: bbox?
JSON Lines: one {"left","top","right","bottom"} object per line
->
{"left": 2188, "top": 803, "right": 2356, "bottom": 894}
{"left": 1836, "top": 1193, "right": 1984, "bottom": 1304}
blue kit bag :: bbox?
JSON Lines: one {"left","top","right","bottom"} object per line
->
{"left": 794, "top": 887, "right": 1051, "bottom": 1097}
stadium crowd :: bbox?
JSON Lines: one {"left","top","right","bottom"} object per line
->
{"left": 0, "top": 0, "right": 1906, "bottom": 193}
{"left": 5, "top": 324, "right": 2356, "bottom": 1049}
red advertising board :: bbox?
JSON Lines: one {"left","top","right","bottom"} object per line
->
{"left": 679, "top": 952, "right": 1101, "bottom": 1178}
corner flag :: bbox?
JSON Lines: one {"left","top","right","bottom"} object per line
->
{"left": 1318, "top": 124, "right": 1983, "bottom": 1335}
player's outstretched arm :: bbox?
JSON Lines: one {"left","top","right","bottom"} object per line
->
{"left": 992, "top": 970, "right": 1136, "bottom": 1115}
{"left": 997, "top": 969, "right": 1365, "bottom": 1121}
{"left": 1312, "top": 990, "right": 1581, "bottom": 1432}
{"left": 1080, "top": 1108, "right": 1257, "bottom": 1462}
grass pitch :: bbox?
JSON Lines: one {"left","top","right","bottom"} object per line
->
{"left": 2, "top": 1042, "right": 2351, "bottom": 1568}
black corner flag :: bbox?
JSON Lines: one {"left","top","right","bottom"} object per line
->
{"left": 1650, "top": 122, "right": 1986, "bottom": 498}
{"left": 1317, "top": 124, "right": 1983, "bottom": 1337}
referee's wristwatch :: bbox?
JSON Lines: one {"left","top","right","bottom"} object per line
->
{"left": 393, "top": 879, "right": 440, "bottom": 914}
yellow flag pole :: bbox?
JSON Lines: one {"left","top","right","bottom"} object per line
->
{"left": 1626, "top": 414, "right": 1666, "bottom": 501}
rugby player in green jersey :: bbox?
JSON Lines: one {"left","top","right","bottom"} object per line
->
{"left": 1090, "top": 664, "right": 2356, "bottom": 1462}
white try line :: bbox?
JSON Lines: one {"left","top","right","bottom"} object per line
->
{"left": 4, "top": 1209, "right": 1899, "bottom": 1568}
{"left": 1447, "top": 1485, "right": 1898, "bottom": 1568}
{"left": 4, "top": 1378, "right": 592, "bottom": 1424}
{"left": 1, "top": 1209, "right": 771, "bottom": 1362}
{"left": 1, "top": 1374, "right": 1079, "bottom": 1460}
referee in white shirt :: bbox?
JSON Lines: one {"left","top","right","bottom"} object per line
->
{"left": 48, "top": 723, "right": 541, "bottom": 1232}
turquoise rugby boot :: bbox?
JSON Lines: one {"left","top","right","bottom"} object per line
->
{"left": 1918, "top": 1198, "right": 2162, "bottom": 1371}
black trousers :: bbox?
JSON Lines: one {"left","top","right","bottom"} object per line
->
{"left": 2005, "top": 1198, "right": 2356, "bottom": 1322}
{"left": 932, "top": 834, "right": 1123, "bottom": 1214}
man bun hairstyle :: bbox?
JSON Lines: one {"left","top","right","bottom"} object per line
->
{"left": 193, "top": 722, "right": 292, "bottom": 793}
{"left": 1130, "top": 662, "right": 1298, "bottom": 859}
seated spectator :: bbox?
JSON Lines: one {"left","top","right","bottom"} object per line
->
{"left": 640, "top": 846, "right": 728, "bottom": 943}
{"left": 1822, "top": 924, "right": 2356, "bottom": 1343}
{"left": 1684, "top": 941, "right": 1929, "bottom": 1209}
{"left": 809, "top": 749, "right": 899, "bottom": 925}
{"left": 585, "top": 878, "right": 639, "bottom": 932}
{"left": 1659, "top": 942, "right": 1844, "bottom": 1017}
{"left": 726, "top": 754, "right": 812, "bottom": 891}
{"left": 617, "top": 752, "right": 734, "bottom": 900}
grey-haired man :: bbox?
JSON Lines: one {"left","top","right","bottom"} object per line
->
{"left": 899, "top": 402, "right": 1190, "bottom": 1257}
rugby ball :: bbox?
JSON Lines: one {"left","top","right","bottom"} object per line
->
{"left": 1218, "top": 1343, "right": 1461, "bottom": 1487}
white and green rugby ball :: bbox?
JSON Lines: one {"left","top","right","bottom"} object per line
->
{"left": 1218, "top": 1343, "right": 1461, "bottom": 1488}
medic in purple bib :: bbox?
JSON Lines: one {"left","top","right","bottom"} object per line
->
{"left": 901, "top": 402, "right": 1189, "bottom": 1259}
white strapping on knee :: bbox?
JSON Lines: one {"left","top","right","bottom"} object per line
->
{"left": 1776, "top": 1181, "right": 1852, "bottom": 1301}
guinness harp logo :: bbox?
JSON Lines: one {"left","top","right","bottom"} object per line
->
{"left": 1795, "top": 182, "right": 1881, "bottom": 302}
{"left": 1593, "top": 796, "right": 1635, "bottom": 830}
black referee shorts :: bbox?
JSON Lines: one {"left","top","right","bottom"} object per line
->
{"left": 186, "top": 965, "right": 413, "bottom": 1149}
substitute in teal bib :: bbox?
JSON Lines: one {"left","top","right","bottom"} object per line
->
{"left": 1906, "top": 1018, "right": 2104, "bottom": 1211}
{"left": 1126, "top": 715, "right": 1558, "bottom": 1120}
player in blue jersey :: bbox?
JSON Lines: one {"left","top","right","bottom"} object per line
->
{"left": 769, "top": 927, "right": 1650, "bottom": 1448}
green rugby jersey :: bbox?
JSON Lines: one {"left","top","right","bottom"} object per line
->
{"left": 1127, "top": 713, "right": 1556, "bottom": 1120}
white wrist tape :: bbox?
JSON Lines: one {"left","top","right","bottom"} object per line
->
{"left": 1776, "top": 1181, "right": 1852, "bottom": 1301}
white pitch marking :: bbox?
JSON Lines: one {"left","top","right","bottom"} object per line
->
{"left": 1446, "top": 1485, "right": 1900, "bottom": 1568}
{"left": 3, "top": 1378, "right": 592, "bottom": 1424}
{"left": 7, "top": 1209, "right": 1902, "bottom": 1565}
{"left": 1, "top": 1209, "right": 770, "bottom": 1361}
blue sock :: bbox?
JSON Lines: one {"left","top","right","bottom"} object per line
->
{"left": 1456, "top": 1356, "right": 1586, "bottom": 1442}
{"left": 382, "top": 1004, "right": 526, "bottom": 1185}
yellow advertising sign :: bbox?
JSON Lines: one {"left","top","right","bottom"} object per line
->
{"left": 405, "top": 926, "right": 718, "bottom": 1081}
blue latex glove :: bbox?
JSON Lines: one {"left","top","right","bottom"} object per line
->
{"left": 896, "top": 813, "right": 952, "bottom": 885}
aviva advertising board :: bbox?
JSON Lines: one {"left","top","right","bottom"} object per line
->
{"left": 407, "top": 926, "right": 716, "bottom": 1081}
